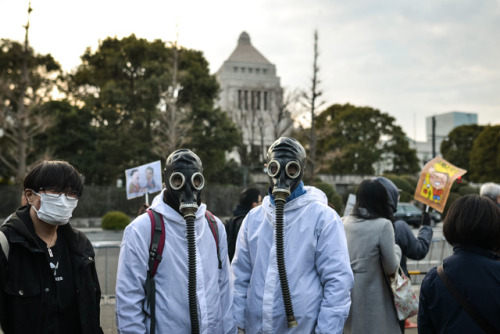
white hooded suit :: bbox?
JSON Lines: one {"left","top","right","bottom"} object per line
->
{"left": 115, "top": 190, "right": 236, "bottom": 333}
{"left": 232, "top": 186, "right": 353, "bottom": 333}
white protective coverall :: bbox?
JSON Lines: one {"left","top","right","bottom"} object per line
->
{"left": 116, "top": 190, "right": 236, "bottom": 333}
{"left": 232, "top": 186, "right": 354, "bottom": 334}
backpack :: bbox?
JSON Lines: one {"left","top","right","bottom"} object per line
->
{"left": 144, "top": 209, "right": 221, "bottom": 334}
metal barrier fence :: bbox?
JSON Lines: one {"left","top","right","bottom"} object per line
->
{"left": 407, "top": 237, "right": 453, "bottom": 284}
{"left": 94, "top": 237, "right": 453, "bottom": 304}
{"left": 94, "top": 241, "right": 121, "bottom": 304}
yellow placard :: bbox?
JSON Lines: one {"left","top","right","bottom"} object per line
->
{"left": 414, "top": 157, "right": 467, "bottom": 212}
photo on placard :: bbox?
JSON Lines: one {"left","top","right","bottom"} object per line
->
{"left": 124, "top": 160, "right": 162, "bottom": 200}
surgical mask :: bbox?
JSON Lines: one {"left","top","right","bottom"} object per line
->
{"left": 33, "top": 191, "right": 78, "bottom": 225}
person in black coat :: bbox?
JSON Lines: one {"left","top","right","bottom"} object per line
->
{"left": 418, "top": 194, "right": 500, "bottom": 333}
{"left": 224, "top": 187, "right": 261, "bottom": 262}
{"left": 0, "top": 160, "right": 103, "bottom": 334}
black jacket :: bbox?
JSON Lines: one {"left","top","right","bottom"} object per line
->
{"left": 224, "top": 204, "right": 251, "bottom": 262}
{"left": 418, "top": 246, "right": 500, "bottom": 333}
{"left": 0, "top": 206, "right": 103, "bottom": 334}
{"left": 394, "top": 220, "right": 433, "bottom": 276}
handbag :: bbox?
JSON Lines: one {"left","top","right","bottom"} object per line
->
{"left": 390, "top": 266, "right": 419, "bottom": 320}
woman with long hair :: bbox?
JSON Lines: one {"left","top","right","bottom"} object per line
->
{"left": 343, "top": 179, "right": 402, "bottom": 333}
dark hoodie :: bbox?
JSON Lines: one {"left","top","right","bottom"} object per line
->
{"left": 373, "top": 177, "right": 433, "bottom": 276}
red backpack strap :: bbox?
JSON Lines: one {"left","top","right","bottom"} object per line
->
{"left": 205, "top": 210, "right": 222, "bottom": 269}
{"left": 147, "top": 209, "right": 166, "bottom": 277}
{"left": 145, "top": 209, "right": 165, "bottom": 334}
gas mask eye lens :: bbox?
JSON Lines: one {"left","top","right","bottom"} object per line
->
{"left": 169, "top": 172, "right": 185, "bottom": 190}
{"left": 191, "top": 172, "right": 205, "bottom": 191}
{"left": 285, "top": 161, "right": 301, "bottom": 179}
{"left": 267, "top": 160, "right": 280, "bottom": 177}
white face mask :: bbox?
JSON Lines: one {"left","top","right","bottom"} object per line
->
{"left": 33, "top": 192, "right": 78, "bottom": 225}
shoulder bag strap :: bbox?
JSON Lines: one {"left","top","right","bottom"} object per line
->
{"left": 437, "top": 265, "right": 497, "bottom": 334}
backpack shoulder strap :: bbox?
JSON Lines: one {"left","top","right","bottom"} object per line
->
{"left": 144, "top": 209, "right": 165, "bottom": 334}
{"left": 0, "top": 230, "right": 9, "bottom": 259}
{"left": 147, "top": 210, "right": 165, "bottom": 277}
{"left": 205, "top": 210, "right": 222, "bottom": 269}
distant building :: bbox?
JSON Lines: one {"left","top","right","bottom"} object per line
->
{"left": 411, "top": 111, "right": 478, "bottom": 166}
{"left": 215, "top": 32, "right": 292, "bottom": 164}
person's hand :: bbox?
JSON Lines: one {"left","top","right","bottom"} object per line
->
{"left": 237, "top": 328, "right": 246, "bottom": 334}
{"left": 421, "top": 211, "right": 431, "bottom": 226}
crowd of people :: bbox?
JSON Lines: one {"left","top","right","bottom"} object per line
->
{"left": 0, "top": 137, "right": 499, "bottom": 334}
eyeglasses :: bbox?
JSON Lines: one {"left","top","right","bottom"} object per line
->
{"left": 38, "top": 187, "right": 80, "bottom": 200}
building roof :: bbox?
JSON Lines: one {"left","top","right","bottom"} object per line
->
{"left": 225, "top": 32, "right": 271, "bottom": 64}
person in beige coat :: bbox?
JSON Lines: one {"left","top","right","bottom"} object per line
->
{"left": 343, "top": 179, "right": 402, "bottom": 334}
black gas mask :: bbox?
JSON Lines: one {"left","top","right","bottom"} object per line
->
{"left": 163, "top": 149, "right": 204, "bottom": 217}
{"left": 266, "top": 137, "right": 306, "bottom": 329}
{"left": 163, "top": 149, "right": 205, "bottom": 333}
{"left": 267, "top": 137, "right": 306, "bottom": 201}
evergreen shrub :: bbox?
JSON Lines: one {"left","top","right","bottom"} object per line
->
{"left": 102, "top": 211, "right": 130, "bottom": 230}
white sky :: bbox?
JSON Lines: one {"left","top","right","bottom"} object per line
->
{"left": 1, "top": 0, "right": 499, "bottom": 141}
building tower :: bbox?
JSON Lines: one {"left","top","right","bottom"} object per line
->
{"left": 215, "top": 32, "right": 291, "bottom": 165}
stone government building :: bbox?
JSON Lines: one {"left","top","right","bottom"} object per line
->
{"left": 215, "top": 32, "right": 293, "bottom": 165}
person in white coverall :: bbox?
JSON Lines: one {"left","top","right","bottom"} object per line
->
{"left": 232, "top": 137, "right": 354, "bottom": 333}
{"left": 115, "top": 149, "right": 236, "bottom": 334}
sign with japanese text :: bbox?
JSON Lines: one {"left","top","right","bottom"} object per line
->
{"left": 414, "top": 157, "right": 467, "bottom": 212}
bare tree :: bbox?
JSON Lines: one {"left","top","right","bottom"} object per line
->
{"left": 270, "top": 87, "right": 299, "bottom": 139}
{"left": 0, "top": 3, "right": 55, "bottom": 184}
{"left": 151, "top": 37, "right": 189, "bottom": 159}
{"left": 302, "top": 30, "right": 324, "bottom": 181}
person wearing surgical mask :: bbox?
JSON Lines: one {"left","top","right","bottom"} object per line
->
{"left": 116, "top": 149, "right": 235, "bottom": 334}
{"left": 232, "top": 137, "right": 354, "bottom": 333}
{"left": 0, "top": 160, "right": 103, "bottom": 334}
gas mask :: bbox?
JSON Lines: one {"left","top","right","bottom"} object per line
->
{"left": 267, "top": 137, "right": 306, "bottom": 201}
{"left": 162, "top": 149, "right": 205, "bottom": 333}
{"left": 163, "top": 149, "right": 204, "bottom": 217}
{"left": 266, "top": 137, "right": 306, "bottom": 329}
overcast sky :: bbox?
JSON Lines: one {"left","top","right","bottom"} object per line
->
{"left": 2, "top": 0, "right": 499, "bottom": 141}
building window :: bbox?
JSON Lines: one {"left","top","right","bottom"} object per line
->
{"left": 238, "top": 90, "right": 242, "bottom": 109}
{"left": 256, "top": 68, "right": 260, "bottom": 74}
{"left": 263, "top": 69, "right": 267, "bottom": 75}
{"left": 244, "top": 90, "right": 248, "bottom": 110}
{"left": 249, "top": 68, "right": 253, "bottom": 74}
{"left": 241, "top": 67, "right": 245, "bottom": 73}
{"left": 256, "top": 91, "right": 261, "bottom": 110}
{"left": 263, "top": 91, "right": 268, "bottom": 111}
{"left": 234, "top": 67, "right": 238, "bottom": 72}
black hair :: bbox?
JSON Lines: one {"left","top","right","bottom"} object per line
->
{"left": 352, "top": 179, "right": 393, "bottom": 221}
{"left": 23, "top": 160, "right": 84, "bottom": 197}
{"left": 443, "top": 194, "right": 500, "bottom": 252}
{"left": 239, "top": 188, "right": 261, "bottom": 208}
{"left": 130, "top": 169, "right": 139, "bottom": 177}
